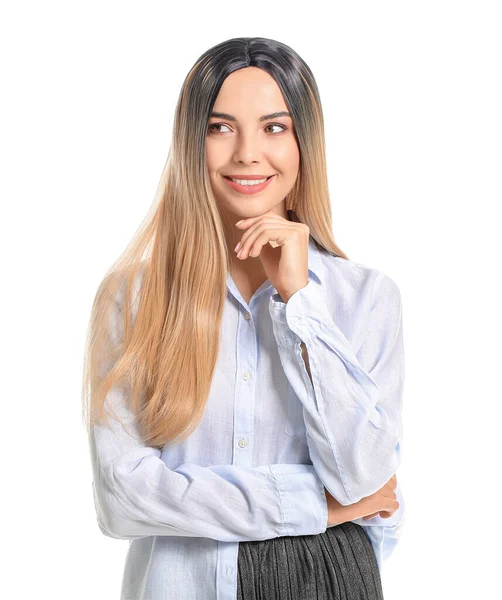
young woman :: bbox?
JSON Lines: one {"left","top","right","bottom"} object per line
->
{"left": 83, "top": 36, "right": 406, "bottom": 600}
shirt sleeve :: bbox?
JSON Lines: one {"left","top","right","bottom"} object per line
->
{"left": 268, "top": 271, "right": 405, "bottom": 506}
{"left": 87, "top": 281, "right": 329, "bottom": 543}
{"left": 89, "top": 395, "right": 328, "bottom": 541}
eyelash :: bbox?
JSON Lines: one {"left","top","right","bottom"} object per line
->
{"left": 207, "top": 123, "right": 288, "bottom": 135}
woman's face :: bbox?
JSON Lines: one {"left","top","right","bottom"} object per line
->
{"left": 205, "top": 66, "right": 300, "bottom": 221}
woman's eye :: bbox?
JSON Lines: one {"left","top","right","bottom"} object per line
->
{"left": 207, "top": 123, "right": 288, "bottom": 135}
{"left": 208, "top": 123, "right": 231, "bottom": 134}
{"left": 265, "top": 123, "right": 287, "bottom": 134}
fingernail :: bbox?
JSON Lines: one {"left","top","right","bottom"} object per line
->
{"left": 234, "top": 242, "right": 241, "bottom": 252}
{"left": 235, "top": 219, "right": 244, "bottom": 225}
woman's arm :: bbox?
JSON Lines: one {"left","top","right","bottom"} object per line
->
{"left": 269, "top": 271, "right": 405, "bottom": 506}
{"left": 90, "top": 391, "right": 329, "bottom": 541}
{"left": 88, "top": 283, "right": 330, "bottom": 542}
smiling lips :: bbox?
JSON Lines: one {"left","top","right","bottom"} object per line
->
{"left": 223, "top": 174, "right": 276, "bottom": 194}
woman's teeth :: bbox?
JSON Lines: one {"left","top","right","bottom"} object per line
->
{"left": 229, "top": 177, "right": 268, "bottom": 186}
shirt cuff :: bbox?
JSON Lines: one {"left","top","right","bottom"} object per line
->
{"left": 268, "top": 463, "right": 328, "bottom": 537}
{"left": 269, "top": 280, "right": 333, "bottom": 347}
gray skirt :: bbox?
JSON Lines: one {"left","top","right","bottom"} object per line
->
{"left": 236, "top": 521, "right": 384, "bottom": 600}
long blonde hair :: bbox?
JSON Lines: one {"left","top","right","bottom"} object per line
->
{"left": 81, "top": 36, "right": 349, "bottom": 450}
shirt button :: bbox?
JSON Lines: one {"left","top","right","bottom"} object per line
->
{"left": 243, "top": 312, "right": 251, "bottom": 320}
{"left": 238, "top": 438, "right": 248, "bottom": 448}
{"left": 242, "top": 371, "right": 250, "bottom": 380}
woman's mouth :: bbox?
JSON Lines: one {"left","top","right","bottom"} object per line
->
{"left": 223, "top": 175, "right": 276, "bottom": 195}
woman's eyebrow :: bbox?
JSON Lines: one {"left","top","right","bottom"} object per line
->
{"left": 209, "top": 111, "right": 291, "bottom": 122}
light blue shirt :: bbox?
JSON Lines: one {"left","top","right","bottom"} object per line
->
{"left": 88, "top": 237, "right": 406, "bottom": 600}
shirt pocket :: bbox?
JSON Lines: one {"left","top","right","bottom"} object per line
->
{"left": 284, "top": 382, "right": 308, "bottom": 443}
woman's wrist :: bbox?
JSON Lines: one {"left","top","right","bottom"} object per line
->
{"left": 325, "top": 489, "right": 359, "bottom": 526}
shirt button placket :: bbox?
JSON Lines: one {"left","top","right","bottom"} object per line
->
{"left": 234, "top": 308, "right": 256, "bottom": 467}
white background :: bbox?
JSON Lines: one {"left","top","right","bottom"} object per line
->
{"left": 1, "top": 1, "right": 501, "bottom": 598}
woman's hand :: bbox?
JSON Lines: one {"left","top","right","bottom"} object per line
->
{"left": 325, "top": 474, "right": 399, "bottom": 526}
{"left": 234, "top": 212, "right": 309, "bottom": 303}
